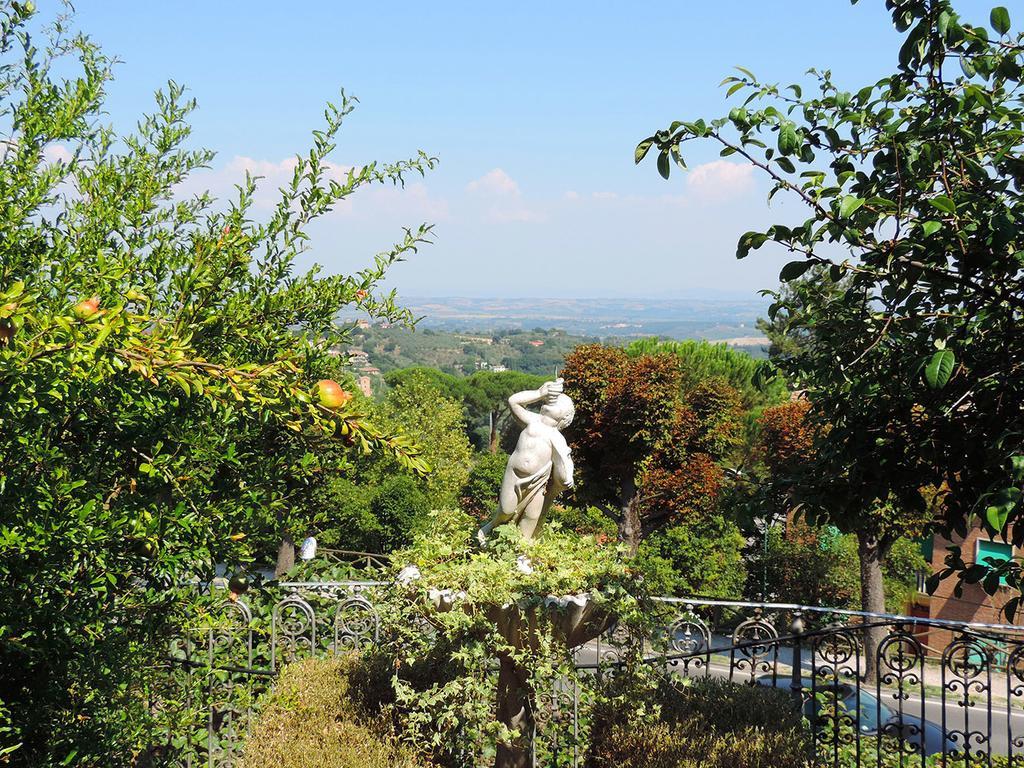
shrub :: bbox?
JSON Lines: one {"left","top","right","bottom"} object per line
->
{"left": 547, "top": 505, "right": 618, "bottom": 537}
{"left": 312, "top": 475, "right": 429, "bottom": 555}
{"left": 635, "top": 514, "right": 746, "bottom": 598}
{"left": 315, "top": 477, "right": 379, "bottom": 551}
{"left": 371, "top": 475, "right": 430, "bottom": 552}
{"left": 458, "top": 452, "right": 508, "bottom": 520}
{"left": 585, "top": 677, "right": 810, "bottom": 768}
{"left": 239, "top": 656, "right": 424, "bottom": 768}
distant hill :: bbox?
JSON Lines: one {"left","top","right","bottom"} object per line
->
{"left": 347, "top": 296, "right": 768, "bottom": 339}
{"left": 338, "top": 296, "right": 769, "bottom": 385}
{"left": 345, "top": 325, "right": 597, "bottom": 379}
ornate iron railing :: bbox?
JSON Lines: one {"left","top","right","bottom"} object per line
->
{"left": 316, "top": 548, "right": 392, "bottom": 571}
{"left": 159, "top": 585, "right": 1024, "bottom": 767}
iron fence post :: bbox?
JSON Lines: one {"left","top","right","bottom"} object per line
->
{"left": 790, "top": 610, "right": 805, "bottom": 711}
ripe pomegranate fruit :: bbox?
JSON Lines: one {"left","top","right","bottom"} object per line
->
{"left": 73, "top": 296, "right": 100, "bottom": 320}
{"left": 315, "top": 379, "right": 351, "bottom": 409}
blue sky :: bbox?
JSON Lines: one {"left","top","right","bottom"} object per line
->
{"left": 70, "top": 0, "right": 1004, "bottom": 299}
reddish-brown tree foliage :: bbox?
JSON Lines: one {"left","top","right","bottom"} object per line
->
{"left": 758, "top": 399, "right": 814, "bottom": 477}
{"left": 561, "top": 344, "right": 742, "bottom": 553}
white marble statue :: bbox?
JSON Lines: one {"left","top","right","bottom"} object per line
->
{"left": 477, "top": 379, "right": 575, "bottom": 542}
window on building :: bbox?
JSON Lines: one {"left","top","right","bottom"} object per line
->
{"left": 919, "top": 536, "right": 934, "bottom": 563}
{"left": 976, "top": 539, "right": 1014, "bottom": 585}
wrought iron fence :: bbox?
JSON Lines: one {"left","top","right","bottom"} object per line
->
{"left": 160, "top": 585, "right": 1024, "bottom": 767}
{"left": 316, "top": 548, "right": 392, "bottom": 571}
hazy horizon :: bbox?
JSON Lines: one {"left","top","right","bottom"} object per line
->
{"left": 389, "top": 292, "right": 770, "bottom": 302}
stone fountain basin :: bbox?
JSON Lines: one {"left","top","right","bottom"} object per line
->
{"left": 427, "top": 589, "right": 614, "bottom": 650}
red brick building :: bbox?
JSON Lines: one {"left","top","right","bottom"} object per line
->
{"left": 915, "top": 521, "right": 1022, "bottom": 651}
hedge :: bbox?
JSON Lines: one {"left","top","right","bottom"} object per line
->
{"left": 239, "top": 656, "right": 422, "bottom": 768}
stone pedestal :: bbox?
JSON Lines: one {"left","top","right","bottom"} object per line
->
{"left": 425, "top": 581, "right": 614, "bottom": 765}
{"left": 441, "top": 593, "right": 614, "bottom": 768}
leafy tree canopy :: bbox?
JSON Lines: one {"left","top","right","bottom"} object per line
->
{"left": 0, "top": 5, "right": 434, "bottom": 763}
{"left": 372, "top": 370, "right": 474, "bottom": 508}
{"left": 639, "top": 0, "right": 1024, "bottom": 606}
{"left": 746, "top": 521, "right": 927, "bottom": 613}
{"left": 561, "top": 344, "right": 743, "bottom": 553}
{"left": 635, "top": 514, "right": 747, "bottom": 598}
{"left": 383, "top": 367, "right": 545, "bottom": 452}
{"left": 626, "top": 337, "right": 785, "bottom": 410}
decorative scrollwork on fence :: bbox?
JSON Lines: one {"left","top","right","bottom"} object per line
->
{"left": 876, "top": 623, "right": 925, "bottom": 755}
{"left": 594, "top": 620, "right": 636, "bottom": 670}
{"left": 535, "top": 676, "right": 580, "bottom": 766}
{"left": 271, "top": 594, "right": 316, "bottom": 671}
{"left": 941, "top": 631, "right": 992, "bottom": 757}
{"left": 814, "top": 625, "right": 861, "bottom": 675}
{"left": 207, "top": 600, "right": 253, "bottom": 768}
{"left": 664, "top": 606, "right": 711, "bottom": 675}
{"left": 731, "top": 608, "right": 778, "bottom": 684}
{"left": 809, "top": 624, "right": 862, "bottom": 757}
{"left": 333, "top": 596, "right": 379, "bottom": 653}
{"left": 164, "top": 590, "right": 1024, "bottom": 768}
{"left": 1007, "top": 643, "right": 1024, "bottom": 753}
{"left": 878, "top": 624, "right": 924, "bottom": 704}
{"left": 209, "top": 600, "right": 253, "bottom": 665}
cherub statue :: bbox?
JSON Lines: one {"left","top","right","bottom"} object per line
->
{"left": 477, "top": 379, "right": 575, "bottom": 543}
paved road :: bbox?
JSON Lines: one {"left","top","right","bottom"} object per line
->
{"left": 573, "top": 639, "right": 1024, "bottom": 756}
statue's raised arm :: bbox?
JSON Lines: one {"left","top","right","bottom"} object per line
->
{"left": 477, "top": 379, "right": 576, "bottom": 543}
{"left": 507, "top": 381, "right": 559, "bottom": 427}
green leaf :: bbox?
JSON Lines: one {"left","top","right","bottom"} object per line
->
{"left": 634, "top": 139, "right": 654, "bottom": 165}
{"left": 963, "top": 563, "right": 988, "bottom": 584}
{"left": 839, "top": 195, "right": 865, "bottom": 218}
{"left": 921, "top": 220, "right": 943, "bottom": 237}
{"left": 736, "top": 231, "right": 768, "bottom": 259}
{"left": 656, "top": 151, "right": 670, "bottom": 180}
{"left": 924, "top": 349, "right": 956, "bottom": 389}
{"left": 928, "top": 195, "right": 957, "bottom": 214}
{"left": 1005, "top": 596, "right": 1022, "bottom": 621}
{"left": 985, "top": 486, "right": 1020, "bottom": 532}
{"left": 779, "top": 260, "right": 812, "bottom": 281}
{"left": 938, "top": 10, "right": 952, "bottom": 38}
{"left": 1010, "top": 455, "right": 1024, "bottom": 479}
{"left": 991, "top": 6, "right": 1011, "bottom": 35}
{"left": 777, "top": 123, "right": 799, "bottom": 156}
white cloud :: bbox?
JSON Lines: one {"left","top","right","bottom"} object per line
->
{"left": 177, "top": 155, "right": 451, "bottom": 223}
{"left": 685, "top": 160, "right": 755, "bottom": 200}
{"left": 223, "top": 155, "right": 353, "bottom": 184}
{"left": 42, "top": 144, "right": 74, "bottom": 165}
{"left": 563, "top": 190, "right": 580, "bottom": 201}
{"left": 466, "top": 168, "right": 520, "bottom": 196}
{"left": 464, "top": 168, "right": 545, "bottom": 222}
{"left": 591, "top": 191, "right": 618, "bottom": 200}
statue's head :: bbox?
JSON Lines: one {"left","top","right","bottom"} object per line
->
{"left": 540, "top": 393, "right": 575, "bottom": 430}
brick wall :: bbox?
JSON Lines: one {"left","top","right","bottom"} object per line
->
{"left": 926, "top": 521, "right": 1021, "bottom": 652}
